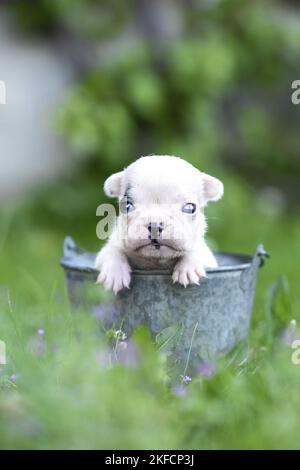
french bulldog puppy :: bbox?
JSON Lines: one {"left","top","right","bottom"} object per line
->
{"left": 95, "top": 155, "right": 223, "bottom": 293}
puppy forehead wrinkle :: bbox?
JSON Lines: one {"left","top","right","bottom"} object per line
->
{"left": 127, "top": 181, "right": 196, "bottom": 205}
{"left": 125, "top": 159, "right": 200, "bottom": 200}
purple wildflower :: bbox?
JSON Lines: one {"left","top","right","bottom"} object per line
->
{"left": 10, "top": 373, "right": 17, "bottom": 382}
{"left": 37, "top": 328, "right": 45, "bottom": 336}
{"left": 172, "top": 383, "right": 188, "bottom": 397}
{"left": 181, "top": 375, "right": 192, "bottom": 384}
{"left": 96, "top": 340, "right": 139, "bottom": 369}
{"left": 197, "top": 360, "right": 216, "bottom": 378}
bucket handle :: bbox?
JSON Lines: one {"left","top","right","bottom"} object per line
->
{"left": 63, "top": 236, "right": 84, "bottom": 258}
{"left": 239, "top": 244, "right": 269, "bottom": 292}
{"left": 254, "top": 243, "right": 270, "bottom": 268}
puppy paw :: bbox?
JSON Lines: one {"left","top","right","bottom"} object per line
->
{"left": 96, "top": 256, "right": 131, "bottom": 294}
{"left": 172, "top": 259, "right": 206, "bottom": 288}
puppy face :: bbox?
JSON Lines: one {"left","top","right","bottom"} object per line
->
{"left": 104, "top": 156, "right": 223, "bottom": 259}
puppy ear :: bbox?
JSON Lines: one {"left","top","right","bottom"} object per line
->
{"left": 104, "top": 171, "right": 124, "bottom": 197}
{"left": 201, "top": 173, "right": 224, "bottom": 204}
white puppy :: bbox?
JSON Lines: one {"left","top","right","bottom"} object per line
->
{"left": 95, "top": 155, "right": 223, "bottom": 293}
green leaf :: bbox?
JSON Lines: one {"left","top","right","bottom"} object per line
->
{"left": 156, "top": 324, "right": 182, "bottom": 356}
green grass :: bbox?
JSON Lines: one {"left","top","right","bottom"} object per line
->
{"left": 0, "top": 178, "right": 300, "bottom": 449}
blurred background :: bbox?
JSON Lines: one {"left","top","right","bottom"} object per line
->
{"left": 1, "top": 0, "right": 300, "bottom": 304}
{"left": 1, "top": 0, "right": 300, "bottom": 449}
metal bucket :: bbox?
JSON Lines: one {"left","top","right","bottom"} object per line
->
{"left": 60, "top": 237, "right": 269, "bottom": 374}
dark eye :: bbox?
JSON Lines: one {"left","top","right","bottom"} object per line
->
{"left": 182, "top": 203, "right": 196, "bottom": 214}
{"left": 120, "top": 198, "right": 134, "bottom": 214}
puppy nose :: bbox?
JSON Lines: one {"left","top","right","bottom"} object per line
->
{"left": 148, "top": 222, "right": 164, "bottom": 239}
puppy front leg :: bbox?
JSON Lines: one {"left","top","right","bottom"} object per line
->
{"left": 172, "top": 252, "right": 206, "bottom": 288}
{"left": 172, "top": 241, "right": 217, "bottom": 287}
{"left": 95, "top": 243, "right": 131, "bottom": 294}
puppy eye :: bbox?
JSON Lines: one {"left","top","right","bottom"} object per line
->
{"left": 182, "top": 203, "right": 196, "bottom": 214}
{"left": 120, "top": 198, "right": 134, "bottom": 214}
{"left": 126, "top": 201, "right": 134, "bottom": 213}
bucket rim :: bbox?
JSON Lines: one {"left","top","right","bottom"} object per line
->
{"left": 60, "top": 251, "right": 253, "bottom": 275}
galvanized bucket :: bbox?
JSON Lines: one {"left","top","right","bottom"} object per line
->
{"left": 60, "top": 237, "right": 268, "bottom": 374}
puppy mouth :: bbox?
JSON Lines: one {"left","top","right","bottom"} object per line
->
{"left": 134, "top": 240, "right": 179, "bottom": 252}
{"left": 151, "top": 240, "right": 162, "bottom": 250}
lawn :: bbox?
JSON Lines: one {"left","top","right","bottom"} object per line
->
{"left": 0, "top": 175, "right": 299, "bottom": 450}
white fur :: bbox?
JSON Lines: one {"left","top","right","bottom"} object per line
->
{"left": 95, "top": 155, "right": 223, "bottom": 293}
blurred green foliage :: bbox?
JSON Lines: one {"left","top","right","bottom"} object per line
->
{"left": 11, "top": 0, "right": 300, "bottom": 212}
